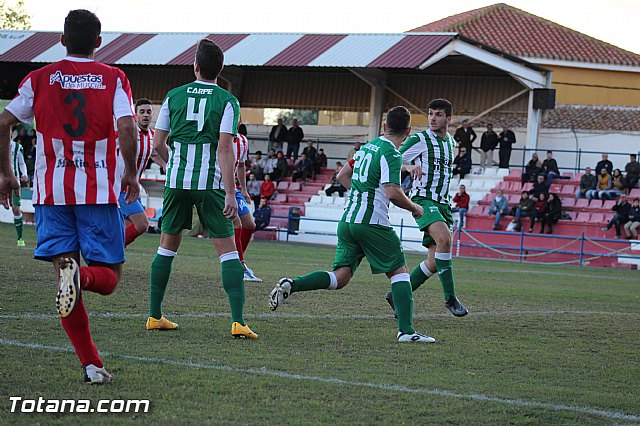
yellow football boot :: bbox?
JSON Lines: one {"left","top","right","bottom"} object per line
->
{"left": 231, "top": 322, "right": 258, "bottom": 339}
{"left": 146, "top": 316, "right": 179, "bottom": 330}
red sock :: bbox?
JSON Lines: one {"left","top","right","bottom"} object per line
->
{"left": 125, "top": 224, "right": 143, "bottom": 247}
{"left": 61, "top": 298, "right": 102, "bottom": 368}
{"left": 234, "top": 227, "right": 245, "bottom": 262}
{"left": 241, "top": 227, "right": 254, "bottom": 253}
{"left": 80, "top": 266, "right": 118, "bottom": 295}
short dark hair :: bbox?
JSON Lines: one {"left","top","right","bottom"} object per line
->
{"left": 547, "top": 150, "right": 553, "bottom": 154}
{"left": 196, "top": 39, "right": 224, "bottom": 80}
{"left": 64, "top": 10, "right": 101, "bottom": 56}
{"left": 631, "top": 154, "right": 637, "bottom": 158}
{"left": 385, "top": 106, "right": 411, "bottom": 136}
{"left": 522, "top": 190, "right": 529, "bottom": 195}
{"left": 135, "top": 98, "right": 152, "bottom": 112}
{"left": 428, "top": 99, "right": 453, "bottom": 117}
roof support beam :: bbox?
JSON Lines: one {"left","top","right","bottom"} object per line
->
{"left": 349, "top": 69, "right": 387, "bottom": 140}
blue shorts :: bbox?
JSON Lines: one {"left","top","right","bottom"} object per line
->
{"left": 118, "top": 191, "right": 145, "bottom": 220}
{"left": 34, "top": 204, "right": 125, "bottom": 264}
{"left": 235, "top": 190, "right": 250, "bottom": 217}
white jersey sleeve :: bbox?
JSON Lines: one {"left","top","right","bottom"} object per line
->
{"left": 5, "top": 77, "right": 35, "bottom": 124}
{"left": 220, "top": 102, "right": 236, "bottom": 135}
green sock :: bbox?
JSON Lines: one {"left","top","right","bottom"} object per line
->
{"left": 149, "top": 251, "right": 175, "bottom": 319}
{"left": 391, "top": 280, "right": 415, "bottom": 334}
{"left": 14, "top": 215, "right": 23, "bottom": 240}
{"left": 291, "top": 271, "right": 332, "bottom": 293}
{"left": 410, "top": 262, "right": 432, "bottom": 292}
{"left": 221, "top": 258, "right": 245, "bottom": 325}
{"left": 434, "top": 253, "right": 455, "bottom": 300}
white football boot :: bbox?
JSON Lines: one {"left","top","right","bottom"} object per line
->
{"left": 269, "top": 278, "right": 292, "bottom": 311}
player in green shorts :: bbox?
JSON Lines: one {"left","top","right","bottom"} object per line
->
{"left": 147, "top": 39, "right": 257, "bottom": 339}
{"left": 386, "top": 99, "right": 468, "bottom": 318}
{"left": 9, "top": 137, "right": 27, "bottom": 247}
{"left": 269, "top": 106, "right": 436, "bottom": 343}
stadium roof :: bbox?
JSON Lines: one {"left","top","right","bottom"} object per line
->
{"left": 410, "top": 3, "right": 640, "bottom": 67}
{"left": 0, "top": 31, "right": 462, "bottom": 68}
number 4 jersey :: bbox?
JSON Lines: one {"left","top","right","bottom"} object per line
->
{"left": 5, "top": 57, "right": 134, "bottom": 205}
{"left": 342, "top": 136, "right": 402, "bottom": 227}
{"left": 155, "top": 81, "right": 240, "bottom": 191}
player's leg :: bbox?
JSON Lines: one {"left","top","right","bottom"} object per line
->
{"left": 234, "top": 190, "right": 261, "bottom": 282}
{"left": 118, "top": 191, "right": 148, "bottom": 247}
{"left": 198, "top": 190, "right": 257, "bottom": 339}
{"left": 147, "top": 188, "right": 189, "bottom": 330}
{"left": 269, "top": 222, "right": 358, "bottom": 311}
{"left": 12, "top": 189, "right": 24, "bottom": 246}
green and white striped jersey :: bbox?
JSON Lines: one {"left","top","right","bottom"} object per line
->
{"left": 155, "top": 81, "right": 240, "bottom": 190}
{"left": 342, "top": 137, "right": 402, "bottom": 227}
{"left": 10, "top": 141, "right": 26, "bottom": 179}
{"left": 400, "top": 129, "right": 454, "bottom": 204}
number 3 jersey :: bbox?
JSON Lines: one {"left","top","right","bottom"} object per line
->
{"left": 342, "top": 136, "right": 402, "bottom": 227}
{"left": 400, "top": 129, "right": 454, "bottom": 204}
{"left": 155, "top": 81, "right": 240, "bottom": 191}
{"left": 5, "top": 57, "right": 134, "bottom": 205}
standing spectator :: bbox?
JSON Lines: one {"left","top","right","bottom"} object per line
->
{"left": 301, "top": 139, "right": 317, "bottom": 162}
{"left": 346, "top": 142, "right": 361, "bottom": 161}
{"left": 286, "top": 118, "right": 304, "bottom": 160}
{"left": 593, "top": 168, "right": 612, "bottom": 200}
{"left": 529, "top": 174, "right": 550, "bottom": 199}
{"left": 451, "top": 184, "right": 469, "bottom": 228}
{"left": 541, "top": 150, "right": 560, "bottom": 182}
{"left": 600, "top": 169, "right": 625, "bottom": 200}
{"left": 623, "top": 198, "right": 640, "bottom": 239}
{"left": 479, "top": 123, "right": 498, "bottom": 170}
{"left": 522, "top": 153, "right": 542, "bottom": 183}
{"left": 325, "top": 162, "right": 347, "bottom": 197}
{"left": 513, "top": 190, "right": 536, "bottom": 232}
{"left": 624, "top": 154, "right": 640, "bottom": 189}
{"left": 246, "top": 173, "right": 261, "bottom": 206}
{"left": 453, "top": 119, "right": 477, "bottom": 152}
{"left": 17, "top": 127, "right": 30, "bottom": 154}
{"left": 488, "top": 189, "right": 509, "bottom": 230}
{"left": 595, "top": 153, "right": 613, "bottom": 176}
{"left": 452, "top": 147, "right": 471, "bottom": 179}
{"left": 272, "top": 151, "right": 288, "bottom": 182}
{"left": 539, "top": 193, "right": 562, "bottom": 234}
{"left": 314, "top": 148, "right": 327, "bottom": 173}
{"left": 602, "top": 194, "right": 631, "bottom": 238}
{"left": 260, "top": 174, "right": 275, "bottom": 202}
{"left": 291, "top": 154, "right": 313, "bottom": 183}
{"left": 250, "top": 150, "right": 266, "bottom": 180}
{"left": 26, "top": 135, "right": 36, "bottom": 186}
{"left": 575, "top": 167, "right": 597, "bottom": 199}
{"left": 268, "top": 118, "right": 287, "bottom": 151}
{"left": 498, "top": 124, "right": 516, "bottom": 168}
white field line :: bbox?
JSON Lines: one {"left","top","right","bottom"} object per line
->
{"left": 0, "top": 337, "right": 638, "bottom": 422}
{"left": 1, "top": 310, "right": 639, "bottom": 321}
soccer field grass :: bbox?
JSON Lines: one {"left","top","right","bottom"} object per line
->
{"left": 1, "top": 223, "right": 639, "bottom": 425}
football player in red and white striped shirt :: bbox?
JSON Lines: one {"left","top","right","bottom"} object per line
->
{"left": 233, "top": 125, "right": 261, "bottom": 282}
{"left": 0, "top": 10, "right": 139, "bottom": 384}
{"left": 120, "top": 98, "right": 166, "bottom": 247}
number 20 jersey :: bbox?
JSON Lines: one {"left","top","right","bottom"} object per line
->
{"left": 155, "top": 81, "right": 240, "bottom": 191}
{"left": 6, "top": 57, "right": 134, "bottom": 206}
{"left": 341, "top": 136, "right": 402, "bottom": 227}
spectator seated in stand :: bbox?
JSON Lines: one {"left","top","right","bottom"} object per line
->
{"left": 452, "top": 147, "right": 472, "bottom": 179}
{"left": 512, "top": 190, "right": 537, "bottom": 233}
{"left": 624, "top": 154, "right": 640, "bottom": 189}
{"left": 264, "top": 148, "right": 277, "bottom": 178}
{"left": 260, "top": 174, "right": 275, "bottom": 203}
{"left": 591, "top": 168, "right": 612, "bottom": 200}
{"left": 533, "top": 193, "right": 547, "bottom": 225}
{"left": 541, "top": 150, "right": 569, "bottom": 183}
{"left": 602, "top": 194, "right": 631, "bottom": 239}
{"left": 271, "top": 151, "right": 288, "bottom": 182}
{"left": 246, "top": 173, "right": 261, "bottom": 206}
{"left": 488, "top": 189, "right": 509, "bottom": 230}
{"left": 251, "top": 150, "right": 266, "bottom": 180}
{"left": 401, "top": 171, "right": 411, "bottom": 195}
{"left": 576, "top": 167, "right": 597, "bottom": 199}
{"left": 529, "top": 174, "right": 550, "bottom": 200}
{"left": 539, "top": 193, "right": 562, "bottom": 234}
{"left": 291, "top": 153, "right": 313, "bottom": 183}
{"left": 451, "top": 184, "right": 470, "bottom": 228}
{"left": 325, "top": 162, "right": 347, "bottom": 197}
{"left": 301, "top": 140, "right": 317, "bottom": 162}
{"left": 521, "top": 153, "right": 542, "bottom": 183}
{"left": 600, "top": 168, "right": 625, "bottom": 200}
{"left": 253, "top": 198, "right": 272, "bottom": 231}
{"left": 623, "top": 198, "right": 640, "bottom": 239}
{"left": 314, "top": 148, "right": 327, "bottom": 173}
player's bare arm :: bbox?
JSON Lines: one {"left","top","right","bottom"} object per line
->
{"left": 237, "top": 161, "right": 250, "bottom": 201}
{"left": 219, "top": 132, "right": 238, "bottom": 220}
{"left": 152, "top": 129, "right": 170, "bottom": 164}
{"left": 117, "top": 116, "right": 141, "bottom": 203}
{"left": 383, "top": 182, "right": 423, "bottom": 218}
{"left": 337, "top": 162, "right": 353, "bottom": 189}
{"left": 0, "top": 110, "right": 21, "bottom": 209}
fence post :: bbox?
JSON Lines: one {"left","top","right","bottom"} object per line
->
{"left": 579, "top": 231, "right": 585, "bottom": 267}
{"left": 521, "top": 147, "right": 526, "bottom": 172}
{"left": 519, "top": 227, "right": 525, "bottom": 262}
{"left": 577, "top": 149, "right": 582, "bottom": 173}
